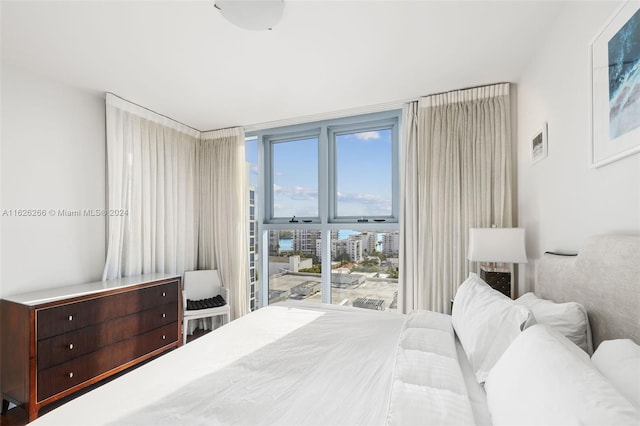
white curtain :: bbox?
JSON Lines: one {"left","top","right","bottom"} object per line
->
{"left": 103, "top": 95, "right": 250, "bottom": 321}
{"left": 399, "top": 83, "right": 513, "bottom": 314}
{"left": 198, "top": 128, "right": 250, "bottom": 320}
{"left": 103, "top": 94, "right": 199, "bottom": 279}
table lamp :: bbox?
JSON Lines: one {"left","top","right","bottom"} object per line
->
{"left": 467, "top": 227, "right": 527, "bottom": 298}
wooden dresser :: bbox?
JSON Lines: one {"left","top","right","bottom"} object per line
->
{"left": 0, "top": 273, "right": 182, "bottom": 422}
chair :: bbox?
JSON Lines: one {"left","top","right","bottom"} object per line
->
{"left": 182, "top": 269, "right": 230, "bottom": 345}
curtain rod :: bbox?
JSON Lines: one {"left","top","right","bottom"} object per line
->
{"left": 244, "top": 81, "right": 511, "bottom": 132}
{"left": 420, "top": 81, "right": 511, "bottom": 99}
{"left": 105, "top": 92, "right": 203, "bottom": 133}
{"left": 109, "top": 81, "right": 511, "bottom": 134}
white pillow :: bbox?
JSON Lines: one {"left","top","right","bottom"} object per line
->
{"left": 592, "top": 339, "right": 640, "bottom": 406}
{"left": 515, "top": 292, "right": 593, "bottom": 354}
{"left": 485, "top": 325, "right": 640, "bottom": 425}
{"left": 452, "top": 273, "right": 535, "bottom": 384}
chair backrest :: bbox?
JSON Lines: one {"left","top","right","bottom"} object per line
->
{"left": 183, "top": 270, "right": 222, "bottom": 300}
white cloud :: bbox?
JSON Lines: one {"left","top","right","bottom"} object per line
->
{"left": 355, "top": 131, "right": 381, "bottom": 141}
{"left": 337, "top": 192, "right": 392, "bottom": 216}
{"left": 337, "top": 192, "right": 388, "bottom": 204}
{"left": 273, "top": 185, "right": 318, "bottom": 201}
{"left": 272, "top": 188, "right": 391, "bottom": 216}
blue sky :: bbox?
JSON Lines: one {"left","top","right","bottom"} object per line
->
{"left": 246, "top": 129, "right": 392, "bottom": 218}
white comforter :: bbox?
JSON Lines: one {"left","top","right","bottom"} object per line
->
{"left": 386, "top": 310, "right": 475, "bottom": 425}
{"left": 32, "top": 302, "right": 478, "bottom": 426}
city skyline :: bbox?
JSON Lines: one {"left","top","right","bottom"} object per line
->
{"left": 275, "top": 229, "right": 397, "bottom": 255}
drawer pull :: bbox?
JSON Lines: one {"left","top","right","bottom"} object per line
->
{"left": 68, "top": 343, "right": 74, "bottom": 350}
{"left": 162, "top": 313, "right": 166, "bottom": 318}
{"left": 162, "top": 292, "right": 166, "bottom": 297}
{"left": 162, "top": 335, "right": 166, "bottom": 340}
{"left": 68, "top": 315, "right": 73, "bottom": 321}
{"left": 68, "top": 372, "right": 74, "bottom": 378}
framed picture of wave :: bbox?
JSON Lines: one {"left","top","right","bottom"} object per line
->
{"left": 589, "top": 1, "right": 640, "bottom": 168}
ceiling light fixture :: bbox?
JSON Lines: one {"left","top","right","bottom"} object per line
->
{"left": 214, "top": 0, "right": 284, "bottom": 31}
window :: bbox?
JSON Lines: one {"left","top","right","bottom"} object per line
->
{"left": 250, "top": 109, "right": 400, "bottom": 311}
{"left": 263, "top": 114, "right": 398, "bottom": 225}
{"left": 246, "top": 136, "right": 259, "bottom": 311}
{"left": 270, "top": 135, "right": 319, "bottom": 221}
{"left": 331, "top": 124, "right": 396, "bottom": 221}
{"left": 329, "top": 229, "right": 398, "bottom": 311}
{"left": 267, "top": 229, "right": 322, "bottom": 304}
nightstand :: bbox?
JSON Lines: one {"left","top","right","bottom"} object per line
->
{"left": 480, "top": 267, "right": 512, "bottom": 298}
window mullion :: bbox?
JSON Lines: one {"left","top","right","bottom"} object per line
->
{"left": 321, "top": 229, "right": 331, "bottom": 304}
{"left": 259, "top": 228, "right": 269, "bottom": 308}
{"left": 392, "top": 119, "right": 400, "bottom": 220}
{"left": 318, "top": 125, "right": 330, "bottom": 302}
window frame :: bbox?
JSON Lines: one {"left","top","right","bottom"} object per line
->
{"left": 248, "top": 109, "right": 401, "bottom": 309}
{"left": 257, "top": 110, "right": 400, "bottom": 226}
{"left": 328, "top": 117, "right": 399, "bottom": 223}
{"left": 263, "top": 128, "right": 322, "bottom": 224}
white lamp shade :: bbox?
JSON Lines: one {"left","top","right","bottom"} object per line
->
{"left": 215, "top": 0, "right": 284, "bottom": 31}
{"left": 468, "top": 228, "right": 527, "bottom": 264}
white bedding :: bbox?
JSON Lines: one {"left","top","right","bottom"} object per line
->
{"left": 386, "top": 311, "right": 476, "bottom": 425}
{"left": 32, "top": 302, "right": 483, "bottom": 426}
{"left": 455, "top": 339, "right": 492, "bottom": 426}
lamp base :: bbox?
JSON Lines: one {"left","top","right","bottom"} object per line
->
{"left": 480, "top": 267, "right": 512, "bottom": 298}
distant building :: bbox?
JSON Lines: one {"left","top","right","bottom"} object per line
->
{"left": 330, "top": 236, "right": 363, "bottom": 262}
{"left": 268, "top": 255, "right": 313, "bottom": 276}
{"left": 315, "top": 238, "right": 323, "bottom": 261}
{"left": 269, "top": 230, "right": 280, "bottom": 255}
{"left": 291, "top": 281, "right": 321, "bottom": 297}
{"left": 346, "top": 237, "right": 363, "bottom": 262}
{"left": 353, "top": 297, "right": 385, "bottom": 310}
{"left": 314, "top": 230, "right": 339, "bottom": 261}
{"left": 331, "top": 273, "right": 365, "bottom": 286}
{"left": 293, "top": 229, "right": 321, "bottom": 253}
{"left": 356, "top": 232, "right": 378, "bottom": 254}
{"left": 383, "top": 231, "right": 400, "bottom": 256}
{"left": 249, "top": 186, "right": 258, "bottom": 311}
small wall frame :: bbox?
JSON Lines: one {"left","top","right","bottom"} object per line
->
{"left": 531, "top": 122, "right": 548, "bottom": 164}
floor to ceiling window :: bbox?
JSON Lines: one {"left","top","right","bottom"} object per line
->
{"left": 249, "top": 110, "right": 401, "bottom": 312}
{"left": 246, "top": 136, "right": 259, "bottom": 311}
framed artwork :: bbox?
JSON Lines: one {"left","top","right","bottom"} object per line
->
{"left": 531, "top": 122, "right": 548, "bottom": 164}
{"left": 589, "top": 1, "right": 640, "bottom": 168}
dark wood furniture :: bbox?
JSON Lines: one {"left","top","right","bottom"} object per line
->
{"left": 1, "top": 274, "right": 182, "bottom": 422}
{"left": 480, "top": 267, "right": 512, "bottom": 298}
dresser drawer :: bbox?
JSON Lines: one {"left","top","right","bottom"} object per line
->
{"left": 2, "top": 274, "right": 181, "bottom": 422}
{"left": 37, "top": 323, "right": 177, "bottom": 401}
{"left": 37, "top": 302, "right": 178, "bottom": 370}
{"left": 37, "top": 281, "right": 178, "bottom": 339}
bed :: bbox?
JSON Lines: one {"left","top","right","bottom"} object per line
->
{"left": 29, "top": 234, "right": 640, "bottom": 425}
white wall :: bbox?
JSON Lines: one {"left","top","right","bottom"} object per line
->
{"left": 1, "top": 65, "right": 106, "bottom": 298}
{"left": 517, "top": 1, "right": 640, "bottom": 293}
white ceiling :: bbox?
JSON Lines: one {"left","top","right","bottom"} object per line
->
{"left": 1, "top": 1, "right": 565, "bottom": 131}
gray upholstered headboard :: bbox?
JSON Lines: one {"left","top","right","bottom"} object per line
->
{"left": 536, "top": 234, "right": 640, "bottom": 349}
